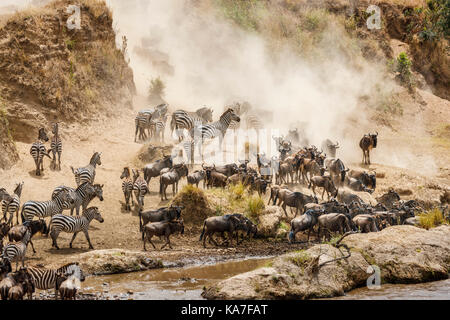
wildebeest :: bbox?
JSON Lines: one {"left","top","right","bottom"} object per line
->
{"left": 159, "top": 164, "right": 189, "bottom": 201}
{"left": 212, "top": 163, "right": 239, "bottom": 177}
{"left": 327, "top": 158, "right": 349, "bottom": 187}
{"left": 249, "top": 177, "right": 269, "bottom": 196}
{"left": 8, "top": 220, "right": 48, "bottom": 254}
{"left": 344, "top": 176, "right": 374, "bottom": 194}
{"left": 321, "top": 139, "right": 339, "bottom": 158}
{"left": 143, "top": 155, "right": 173, "bottom": 184}
{"left": 308, "top": 176, "right": 338, "bottom": 200}
{"left": 275, "top": 190, "right": 318, "bottom": 217}
{"left": 187, "top": 170, "right": 206, "bottom": 188}
{"left": 142, "top": 219, "right": 184, "bottom": 250}
{"left": 225, "top": 214, "right": 257, "bottom": 244}
{"left": 359, "top": 132, "right": 378, "bottom": 165}
{"left": 352, "top": 214, "right": 378, "bottom": 233}
{"left": 267, "top": 185, "right": 288, "bottom": 205}
{"left": 317, "top": 213, "right": 354, "bottom": 241}
{"left": 336, "top": 189, "right": 365, "bottom": 206}
{"left": 300, "top": 158, "right": 324, "bottom": 184}
{"left": 204, "top": 165, "right": 228, "bottom": 188}
{"left": 348, "top": 169, "right": 376, "bottom": 189}
{"left": 376, "top": 189, "right": 400, "bottom": 210}
{"left": 199, "top": 215, "right": 242, "bottom": 248}
{"left": 138, "top": 205, "right": 184, "bottom": 233}
{"left": 288, "top": 209, "right": 322, "bottom": 243}
{"left": 0, "top": 267, "right": 29, "bottom": 300}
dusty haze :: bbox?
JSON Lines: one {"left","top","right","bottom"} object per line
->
{"left": 1, "top": 0, "right": 440, "bottom": 174}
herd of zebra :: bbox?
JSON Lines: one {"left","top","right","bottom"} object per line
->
{"left": 1, "top": 132, "right": 105, "bottom": 299}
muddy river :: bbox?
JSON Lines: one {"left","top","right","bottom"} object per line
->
{"left": 79, "top": 257, "right": 449, "bottom": 300}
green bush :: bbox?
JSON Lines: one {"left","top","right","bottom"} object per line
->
{"left": 396, "top": 52, "right": 415, "bottom": 89}
{"left": 418, "top": 208, "right": 447, "bottom": 229}
{"left": 246, "top": 194, "right": 265, "bottom": 217}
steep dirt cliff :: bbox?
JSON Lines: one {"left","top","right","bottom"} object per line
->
{"left": 0, "top": 0, "right": 135, "bottom": 165}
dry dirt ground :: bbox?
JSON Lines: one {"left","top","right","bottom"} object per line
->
{"left": 0, "top": 87, "right": 449, "bottom": 269}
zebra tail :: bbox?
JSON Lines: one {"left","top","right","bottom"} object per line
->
{"left": 199, "top": 221, "right": 206, "bottom": 241}
{"left": 70, "top": 166, "right": 75, "bottom": 174}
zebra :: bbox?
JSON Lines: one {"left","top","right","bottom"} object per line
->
{"left": 170, "top": 107, "right": 213, "bottom": 141}
{"left": 50, "top": 123, "right": 62, "bottom": 171}
{"left": 51, "top": 182, "right": 104, "bottom": 216}
{"left": 70, "top": 152, "right": 102, "bottom": 186}
{"left": 1, "top": 182, "right": 24, "bottom": 226}
{"left": 27, "top": 262, "right": 84, "bottom": 291}
{"left": 49, "top": 207, "right": 104, "bottom": 250}
{"left": 135, "top": 110, "right": 153, "bottom": 142}
{"left": 120, "top": 167, "right": 133, "bottom": 211}
{"left": 132, "top": 169, "right": 148, "bottom": 209}
{"left": 21, "top": 188, "right": 74, "bottom": 223}
{"left": 193, "top": 108, "right": 240, "bottom": 151}
{"left": 1, "top": 227, "right": 31, "bottom": 271}
{"left": 135, "top": 104, "right": 169, "bottom": 142}
{"left": 30, "top": 128, "right": 50, "bottom": 176}
{"left": 149, "top": 114, "right": 168, "bottom": 143}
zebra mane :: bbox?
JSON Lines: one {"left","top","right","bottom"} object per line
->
{"left": 89, "top": 152, "right": 101, "bottom": 165}
{"left": 13, "top": 182, "right": 24, "bottom": 196}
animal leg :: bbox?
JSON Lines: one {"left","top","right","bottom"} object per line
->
{"left": 82, "top": 230, "right": 94, "bottom": 249}
{"left": 69, "top": 232, "right": 79, "bottom": 248}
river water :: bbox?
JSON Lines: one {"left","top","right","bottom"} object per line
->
{"left": 81, "top": 257, "right": 449, "bottom": 300}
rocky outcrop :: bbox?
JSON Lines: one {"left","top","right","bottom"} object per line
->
{"left": 0, "top": 0, "right": 136, "bottom": 144}
{"left": 72, "top": 249, "right": 163, "bottom": 275}
{"left": 202, "top": 225, "right": 450, "bottom": 299}
{"left": 256, "top": 206, "right": 285, "bottom": 238}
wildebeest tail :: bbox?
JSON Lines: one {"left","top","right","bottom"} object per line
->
{"left": 159, "top": 176, "right": 163, "bottom": 195}
{"left": 199, "top": 221, "right": 206, "bottom": 241}
{"left": 20, "top": 205, "right": 26, "bottom": 224}
{"left": 272, "top": 189, "right": 279, "bottom": 205}
{"left": 139, "top": 207, "right": 143, "bottom": 233}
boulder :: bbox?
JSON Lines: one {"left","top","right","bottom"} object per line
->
{"left": 257, "top": 206, "right": 285, "bottom": 238}
{"left": 203, "top": 225, "right": 450, "bottom": 299}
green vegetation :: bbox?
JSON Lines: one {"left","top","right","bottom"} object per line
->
{"left": 288, "top": 250, "right": 311, "bottom": 268}
{"left": 246, "top": 194, "right": 265, "bottom": 218}
{"left": 148, "top": 76, "right": 165, "bottom": 99}
{"left": 396, "top": 52, "right": 414, "bottom": 86}
{"left": 278, "top": 221, "right": 290, "bottom": 231}
{"left": 417, "top": 208, "right": 447, "bottom": 229}
{"left": 407, "top": 0, "right": 449, "bottom": 41}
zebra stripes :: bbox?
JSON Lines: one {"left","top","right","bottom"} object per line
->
{"left": 50, "top": 123, "right": 62, "bottom": 171}
{"left": 1, "top": 228, "right": 31, "bottom": 271}
{"left": 120, "top": 167, "right": 133, "bottom": 211}
{"left": 151, "top": 115, "right": 168, "bottom": 143}
{"left": 51, "top": 182, "right": 104, "bottom": 216}
{"left": 49, "top": 207, "right": 104, "bottom": 250}
{"left": 170, "top": 107, "right": 213, "bottom": 141}
{"left": 194, "top": 108, "right": 240, "bottom": 148}
{"left": 1, "top": 182, "right": 23, "bottom": 226}
{"left": 135, "top": 104, "right": 169, "bottom": 142}
{"left": 132, "top": 169, "right": 148, "bottom": 209}
{"left": 21, "top": 189, "right": 73, "bottom": 223}
{"left": 30, "top": 128, "right": 50, "bottom": 176}
{"left": 71, "top": 152, "right": 102, "bottom": 186}
{"left": 135, "top": 110, "right": 153, "bottom": 142}
{"left": 27, "top": 262, "right": 84, "bottom": 290}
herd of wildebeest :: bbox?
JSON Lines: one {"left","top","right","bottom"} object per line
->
{"left": 0, "top": 102, "right": 448, "bottom": 300}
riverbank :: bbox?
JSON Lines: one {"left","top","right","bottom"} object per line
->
{"left": 202, "top": 225, "right": 450, "bottom": 299}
